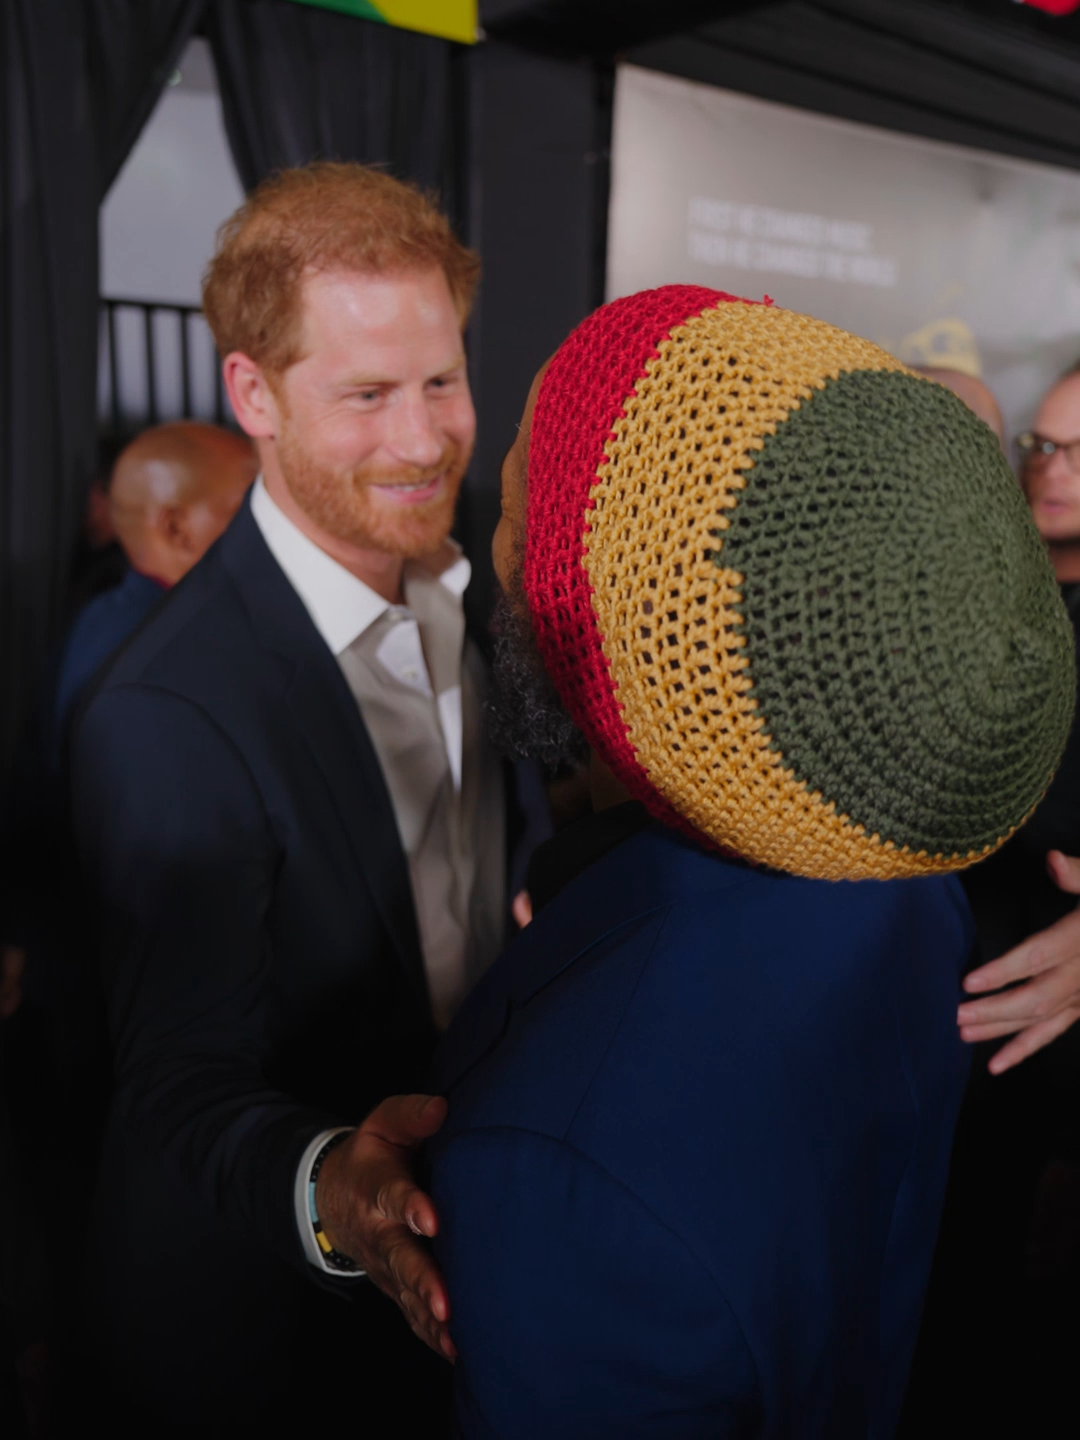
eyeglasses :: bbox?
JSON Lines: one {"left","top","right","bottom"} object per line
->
{"left": 1016, "top": 431, "right": 1080, "bottom": 475}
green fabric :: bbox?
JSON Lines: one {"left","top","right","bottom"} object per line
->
{"left": 286, "top": 1, "right": 386, "bottom": 23}
{"left": 716, "top": 369, "right": 1076, "bottom": 856}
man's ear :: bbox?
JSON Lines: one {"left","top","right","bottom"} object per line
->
{"left": 222, "top": 352, "right": 281, "bottom": 440}
{"left": 159, "top": 504, "right": 193, "bottom": 555}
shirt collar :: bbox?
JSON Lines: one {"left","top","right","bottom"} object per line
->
{"left": 249, "top": 476, "right": 470, "bottom": 655}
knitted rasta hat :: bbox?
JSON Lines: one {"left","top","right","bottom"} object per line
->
{"left": 523, "top": 285, "right": 1075, "bottom": 881}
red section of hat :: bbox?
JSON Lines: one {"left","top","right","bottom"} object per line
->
{"left": 524, "top": 284, "right": 764, "bottom": 830}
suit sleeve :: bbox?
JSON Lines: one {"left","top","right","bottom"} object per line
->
{"left": 432, "top": 1127, "right": 760, "bottom": 1439}
{"left": 72, "top": 683, "right": 343, "bottom": 1275}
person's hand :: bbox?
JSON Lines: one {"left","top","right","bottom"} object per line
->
{"left": 0, "top": 946, "right": 25, "bottom": 1019}
{"left": 958, "top": 850, "right": 1080, "bottom": 1074}
{"left": 314, "top": 1093, "right": 455, "bottom": 1359}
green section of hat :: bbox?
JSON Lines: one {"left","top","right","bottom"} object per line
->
{"left": 716, "top": 369, "right": 1076, "bottom": 856}
{"left": 286, "top": 0, "right": 478, "bottom": 45}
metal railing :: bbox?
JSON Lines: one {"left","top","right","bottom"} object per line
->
{"left": 99, "top": 296, "right": 231, "bottom": 436}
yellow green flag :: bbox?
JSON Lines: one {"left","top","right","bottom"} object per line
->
{"left": 287, "top": 0, "right": 478, "bottom": 45}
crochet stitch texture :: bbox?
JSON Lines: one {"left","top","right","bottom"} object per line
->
{"left": 525, "top": 286, "right": 1075, "bottom": 880}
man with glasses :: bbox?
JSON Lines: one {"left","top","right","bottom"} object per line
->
{"left": 958, "top": 378, "right": 1080, "bottom": 1065}
{"left": 904, "top": 367, "right": 1080, "bottom": 1436}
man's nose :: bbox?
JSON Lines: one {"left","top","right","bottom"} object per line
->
{"left": 1043, "top": 448, "right": 1077, "bottom": 485}
{"left": 385, "top": 390, "right": 445, "bottom": 470}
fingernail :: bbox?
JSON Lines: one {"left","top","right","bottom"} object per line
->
{"left": 407, "top": 1214, "right": 423, "bottom": 1236}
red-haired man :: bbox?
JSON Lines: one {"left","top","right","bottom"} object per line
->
{"left": 71, "top": 165, "right": 502, "bottom": 1434}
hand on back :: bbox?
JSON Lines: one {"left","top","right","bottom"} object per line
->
{"left": 958, "top": 850, "right": 1080, "bottom": 1072}
{"left": 314, "top": 1092, "right": 455, "bottom": 1359}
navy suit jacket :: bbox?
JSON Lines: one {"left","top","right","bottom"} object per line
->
{"left": 429, "top": 825, "right": 973, "bottom": 1440}
{"left": 70, "top": 497, "right": 442, "bottom": 1421}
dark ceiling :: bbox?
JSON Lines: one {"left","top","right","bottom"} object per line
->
{"left": 480, "top": 0, "right": 1080, "bottom": 56}
{"left": 480, "top": 0, "right": 1080, "bottom": 171}
{"left": 479, "top": 1, "right": 769, "bottom": 54}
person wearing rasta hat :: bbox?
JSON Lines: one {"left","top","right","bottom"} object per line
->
{"left": 426, "top": 286, "right": 1075, "bottom": 1439}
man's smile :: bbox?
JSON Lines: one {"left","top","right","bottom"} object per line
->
{"left": 371, "top": 474, "right": 445, "bottom": 503}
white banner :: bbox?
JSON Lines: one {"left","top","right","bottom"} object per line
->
{"left": 608, "top": 64, "right": 1080, "bottom": 443}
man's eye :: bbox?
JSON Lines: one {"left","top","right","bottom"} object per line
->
{"left": 357, "top": 389, "right": 381, "bottom": 402}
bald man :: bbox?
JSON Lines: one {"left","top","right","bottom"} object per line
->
{"left": 1, "top": 423, "right": 254, "bottom": 1015}
{"left": 52, "top": 423, "right": 255, "bottom": 742}
{"left": 109, "top": 420, "right": 256, "bottom": 577}
{"left": 0, "top": 423, "right": 254, "bottom": 1399}
{"left": 915, "top": 366, "right": 1005, "bottom": 445}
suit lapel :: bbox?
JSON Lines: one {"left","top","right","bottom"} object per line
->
{"left": 284, "top": 654, "right": 428, "bottom": 1004}
{"left": 220, "top": 499, "right": 428, "bottom": 1006}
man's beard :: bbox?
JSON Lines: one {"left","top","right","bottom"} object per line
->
{"left": 277, "top": 419, "right": 466, "bottom": 558}
{"left": 486, "top": 590, "right": 588, "bottom": 771}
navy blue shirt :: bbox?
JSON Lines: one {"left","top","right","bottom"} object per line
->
{"left": 430, "top": 824, "right": 974, "bottom": 1439}
{"left": 52, "top": 567, "right": 165, "bottom": 764}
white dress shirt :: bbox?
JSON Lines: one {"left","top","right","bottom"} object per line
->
{"left": 251, "top": 475, "right": 470, "bottom": 783}
{"left": 250, "top": 478, "right": 504, "bottom": 1272}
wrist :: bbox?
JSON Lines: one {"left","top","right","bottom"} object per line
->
{"left": 309, "top": 1131, "right": 361, "bottom": 1274}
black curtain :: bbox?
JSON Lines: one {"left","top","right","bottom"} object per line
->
{"left": 464, "top": 42, "right": 610, "bottom": 627}
{"left": 208, "top": 0, "right": 469, "bottom": 230}
{"left": 0, "top": 0, "right": 204, "bottom": 769}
